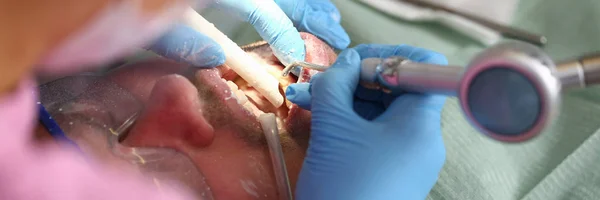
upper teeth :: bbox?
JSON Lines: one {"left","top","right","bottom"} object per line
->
{"left": 224, "top": 79, "right": 248, "bottom": 105}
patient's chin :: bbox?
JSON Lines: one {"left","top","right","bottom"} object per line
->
{"left": 55, "top": 32, "right": 337, "bottom": 200}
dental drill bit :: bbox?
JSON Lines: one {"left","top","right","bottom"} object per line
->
{"left": 281, "top": 60, "right": 383, "bottom": 86}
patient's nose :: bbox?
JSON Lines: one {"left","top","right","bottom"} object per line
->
{"left": 122, "top": 74, "right": 215, "bottom": 150}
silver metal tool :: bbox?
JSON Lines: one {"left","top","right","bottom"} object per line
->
{"left": 282, "top": 61, "right": 329, "bottom": 77}
{"left": 283, "top": 41, "right": 600, "bottom": 143}
{"left": 402, "top": 0, "right": 547, "bottom": 46}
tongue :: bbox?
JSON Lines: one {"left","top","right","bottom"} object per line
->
{"left": 122, "top": 74, "right": 215, "bottom": 151}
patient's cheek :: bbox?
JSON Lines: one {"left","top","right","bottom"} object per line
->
{"left": 123, "top": 74, "right": 215, "bottom": 150}
{"left": 120, "top": 70, "right": 282, "bottom": 199}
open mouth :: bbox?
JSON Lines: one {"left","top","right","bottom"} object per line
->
{"left": 114, "top": 32, "right": 338, "bottom": 199}
{"left": 201, "top": 32, "right": 337, "bottom": 136}
{"left": 37, "top": 32, "right": 338, "bottom": 200}
{"left": 218, "top": 40, "right": 298, "bottom": 129}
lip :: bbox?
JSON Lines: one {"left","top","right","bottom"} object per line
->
{"left": 214, "top": 41, "right": 299, "bottom": 134}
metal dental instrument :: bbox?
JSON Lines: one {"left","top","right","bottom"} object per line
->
{"left": 402, "top": 0, "right": 547, "bottom": 46}
{"left": 259, "top": 113, "right": 293, "bottom": 200}
{"left": 281, "top": 61, "right": 329, "bottom": 77}
{"left": 282, "top": 41, "right": 600, "bottom": 143}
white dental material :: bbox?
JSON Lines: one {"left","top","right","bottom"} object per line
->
{"left": 182, "top": 7, "right": 285, "bottom": 108}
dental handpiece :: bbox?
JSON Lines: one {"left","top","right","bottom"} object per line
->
{"left": 284, "top": 42, "right": 600, "bottom": 143}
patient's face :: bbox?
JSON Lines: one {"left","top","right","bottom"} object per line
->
{"left": 35, "top": 33, "right": 337, "bottom": 200}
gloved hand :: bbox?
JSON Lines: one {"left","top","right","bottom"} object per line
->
{"left": 274, "top": 0, "right": 350, "bottom": 50}
{"left": 285, "top": 44, "right": 448, "bottom": 200}
{"left": 147, "top": 24, "right": 226, "bottom": 68}
{"left": 148, "top": 0, "right": 349, "bottom": 69}
{"left": 216, "top": 0, "right": 348, "bottom": 66}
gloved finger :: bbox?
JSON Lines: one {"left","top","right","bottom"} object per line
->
{"left": 147, "top": 24, "right": 225, "bottom": 68}
{"left": 311, "top": 49, "right": 361, "bottom": 111}
{"left": 353, "top": 44, "right": 449, "bottom": 65}
{"left": 285, "top": 83, "right": 312, "bottom": 110}
{"left": 275, "top": 0, "right": 350, "bottom": 49}
{"left": 308, "top": 72, "right": 324, "bottom": 85}
{"left": 215, "top": 0, "right": 305, "bottom": 66}
{"left": 284, "top": 72, "right": 324, "bottom": 110}
{"left": 374, "top": 93, "right": 446, "bottom": 124}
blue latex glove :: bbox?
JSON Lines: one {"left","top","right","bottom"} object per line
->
{"left": 286, "top": 44, "right": 448, "bottom": 200}
{"left": 216, "top": 0, "right": 350, "bottom": 62}
{"left": 214, "top": 0, "right": 303, "bottom": 66}
{"left": 148, "top": 1, "right": 349, "bottom": 69}
{"left": 147, "top": 24, "right": 226, "bottom": 68}
{"left": 274, "top": 0, "right": 350, "bottom": 50}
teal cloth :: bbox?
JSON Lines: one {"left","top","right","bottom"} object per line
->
{"left": 199, "top": 2, "right": 600, "bottom": 198}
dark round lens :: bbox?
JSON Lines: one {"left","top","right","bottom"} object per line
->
{"left": 467, "top": 68, "right": 542, "bottom": 136}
